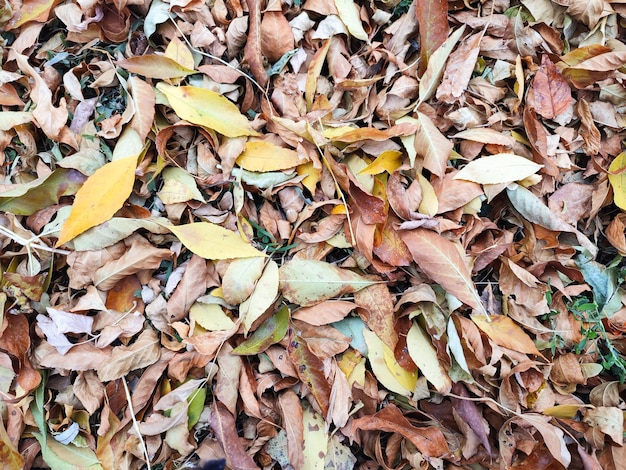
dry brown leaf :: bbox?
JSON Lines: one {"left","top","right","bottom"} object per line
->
{"left": 97, "top": 329, "right": 161, "bottom": 381}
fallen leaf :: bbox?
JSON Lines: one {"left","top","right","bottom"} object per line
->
{"left": 279, "top": 259, "right": 377, "bottom": 307}
{"left": 164, "top": 222, "right": 266, "bottom": 260}
{"left": 407, "top": 322, "right": 451, "bottom": 393}
{"left": 97, "top": 329, "right": 161, "bottom": 381}
{"left": 156, "top": 83, "right": 259, "bottom": 137}
{"left": 399, "top": 228, "right": 486, "bottom": 315}
{"left": 471, "top": 314, "right": 541, "bottom": 355}
{"left": 454, "top": 154, "right": 543, "bottom": 184}
{"left": 350, "top": 404, "right": 450, "bottom": 457}
{"left": 116, "top": 55, "right": 195, "bottom": 79}
{"left": 57, "top": 155, "right": 138, "bottom": 246}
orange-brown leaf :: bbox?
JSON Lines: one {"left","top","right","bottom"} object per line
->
{"left": 287, "top": 331, "right": 332, "bottom": 417}
{"left": 528, "top": 55, "right": 572, "bottom": 119}
{"left": 350, "top": 404, "right": 450, "bottom": 457}
{"left": 399, "top": 228, "right": 486, "bottom": 315}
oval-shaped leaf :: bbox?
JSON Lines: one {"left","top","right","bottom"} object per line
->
{"left": 165, "top": 222, "right": 266, "bottom": 260}
{"left": 454, "top": 153, "right": 543, "bottom": 184}
{"left": 363, "top": 329, "right": 414, "bottom": 396}
{"left": 407, "top": 322, "right": 451, "bottom": 394}
{"left": 156, "top": 83, "right": 259, "bottom": 137}
{"left": 57, "top": 155, "right": 137, "bottom": 246}
{"left": 279, "top": 260, "right": 376, "bottom": 307}
{"left": 236, "top": 141, "right": 304, "bottom": 171}
{"left": 116, "top": 55, "right": 195, "bottom": 79}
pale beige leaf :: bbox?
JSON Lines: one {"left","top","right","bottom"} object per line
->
{"left": 454, "top": 154, "right": 543, "bottom": 184}
{"left": 129, "top": 76, "right": 155, "bottom": 142}
{"left": 279, "top": 259, "right": 377, "bottom": 307}
{"left": 73, "top": 370, "right": 105, "bottom": 414}
{"left": 222, "top": 257, "right": 266, "bottom": 305}
{"left": 240, "top": 260, "right": 279, "bottom": 334}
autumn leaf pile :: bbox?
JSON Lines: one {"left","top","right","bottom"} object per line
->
{"left": 2, "top": 0, "right": 626, "bottom": 467}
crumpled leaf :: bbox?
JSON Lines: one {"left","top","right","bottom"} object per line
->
{"left": 97, "top": 329, "right": 161, "bottom": 382}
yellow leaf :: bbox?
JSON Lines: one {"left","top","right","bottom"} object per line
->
{"left": 417, "top": 173, "right": 438, "bottom": 215}
{"left": 609, "top": 152, "right": 626, "bottom": 210}
{"left": 165, "top": 222, "right": 266, "bottom": 260}
{"left": 334, "top": 0, "right": 368, "bottom": 41}
{"left": 7, "top": 0, "right": 56, "bottom": 30}
{"left": 407, "top": 322, "right": 451, "bottom": 394}
{"left": 543, "top": 404, "right": 590, "bottom": 419}
{"left": 164, "top": 36, "right": 195, "bottom": 71}
{"left": 157, "top": 167, "right": 205, "bottom": 204}
{"left": 305, "top": 39, "right": 331, "bottom": 110}
{"left": 363, "top": 329, "right": 414, "bottom": 396}
{"left": 297, "top": 162, "right": 321, "bottom": 194}
{"left": 236, "top": 141, "right": 303, "bottom": 171}
{"left": 190, "top": 302, "right": 236, "bottom": 331}
{"left": 358, "top": 150, "right": 402, "bottom": 175}
{"left": 471, "top": 314, "right": 542, "bottom": 356}
{"left": 454, "top": 154, "right": 543, "bottom": 185}
{"left": 156, "top": 83, "right": 259, "bottom": 137}
{"left": 116, "top": 56, "right": 195, "bottom": 79}
{"left": 57, "top": 155, "right": 137, "bottom": 246}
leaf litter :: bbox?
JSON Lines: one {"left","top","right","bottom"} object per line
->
{"left": 1, "top": 0, "right": 626, "bottom": 468}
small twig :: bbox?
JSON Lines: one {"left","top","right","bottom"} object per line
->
{"left": 122, "top": 377, "right": 152, "bottom": 470}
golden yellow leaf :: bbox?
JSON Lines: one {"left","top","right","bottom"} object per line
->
{"left": 165, "top": 222, "right": 266, "bottom": 260}
{"left": 156, "top": 83, "right": 259, "bottom": 137}
{"left": 608, "top": 152, "right": 626, "bottom": 210}
{"left": 358, "top": 150, "right": 402, "bottom": 175}
{"left": 236, "top": 141, "right": 303, "bottom": 171}
{"left": 471, "top": 314, "right": 542, "bottom": 356}
{"left": 57, "top": 155, "right": 138, "bottom": 246}
{"left": 363, "top": 329, "right": 415, "bottom": 396}
{"left": 297, "top": 162, "right": 321, "bottom": 194}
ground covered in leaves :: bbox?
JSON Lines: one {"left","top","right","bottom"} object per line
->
{"left": 1, "top": 0, "right": 626, "bottom": 468}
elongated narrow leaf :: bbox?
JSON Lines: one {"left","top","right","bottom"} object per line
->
{"left": 334, "top": 0, "right": 368, "bottom": 41}
{"left": 305, "top": 39, "right": 331, "bottom": 110}
{"left": 609, "top": 152, "right": 626, "bottom": 210}
{"left": 279, "top": 260, "right": 377, "bottom": 307}
{"left": 240, "top": 260, "right": 279, "bottom": 334}
{"left": 116, "top": 55, "right": 195, "bottom": 79}
{"left": 0, "top": 168, "right": 85, "bottom": 216}
{"left": 156, "top": 83, "right": 259, "bottom": 137}
{"left": 416, "top": 0, "right": 449, "bottom": 72}
{"left": 407, "top": 322, "right": 451, "bottom": 393}
{"left": 399, "top": 228, "right": 486, "bottom": 315}
{"left": 164, "top": 222, "right": 266, "bottom": 260}
{"left": 454, "top": 154, "right": 543, "bottom": 184}
{"left": 419, "top": 26, "right": 465, "bottom": 103}
{"left": 471, "top": 314, "right": 542, "bottom": 355}
{"left": 57, "top": 156, "right": 137, "bottom": 246}
{"left": 363, "top": 329, "right": 415, "bottom": 396}
{"left": 288, "top": 331, "right": 332, "bottom": 417}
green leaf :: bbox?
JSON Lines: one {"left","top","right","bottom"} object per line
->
{"left": 232, "top": 305, "right": 289, "bottom": 355}
{"left": 187, "top": 387, "right": 207, "bottom": 429}
{"left": 0, "top": 169, "right": 86, "bottom": 216}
